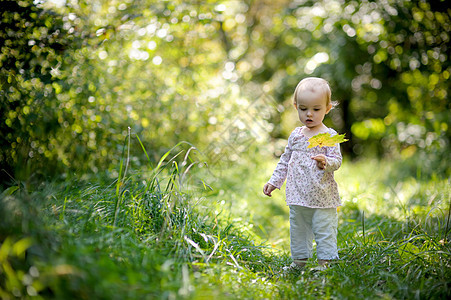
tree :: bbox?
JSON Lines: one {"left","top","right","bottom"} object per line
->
{"left": 0, "top": 0, "right": 77, "bottom": 184}
{"left": 2, "top": 0, "right": 449, "bottom": 184}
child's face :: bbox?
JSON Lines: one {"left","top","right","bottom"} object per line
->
{"left": 295, "top": 90, "right": 331, "bottom": 130}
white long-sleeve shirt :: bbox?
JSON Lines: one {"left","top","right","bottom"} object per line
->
{"left": 268, "top": 126, "right": 342, "bottom": 208}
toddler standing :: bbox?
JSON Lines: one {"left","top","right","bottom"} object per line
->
{"left": 263, "top": 77, "right": 342, "bottom": 271}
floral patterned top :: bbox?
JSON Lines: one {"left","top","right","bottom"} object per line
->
{"left": 268, "top": 126, "right": 342, "bottom": 208}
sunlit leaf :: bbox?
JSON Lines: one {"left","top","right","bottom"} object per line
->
{"left": 307, "top": 133, "right": 348, "bottom": 148}
{"left": 12, "top": 237, "right": 33, "bottom": 259}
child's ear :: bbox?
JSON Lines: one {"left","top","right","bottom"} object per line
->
{"left": 325, "top": 103, "right": 332, "bottom": 114}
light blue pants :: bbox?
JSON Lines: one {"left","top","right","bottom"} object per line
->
{"left": 289, "top": 205, "right": 339, "bottom": 261}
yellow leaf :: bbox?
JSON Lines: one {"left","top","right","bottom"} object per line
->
{"left": 307, "top": 133, "right": 348, "bottom": 148}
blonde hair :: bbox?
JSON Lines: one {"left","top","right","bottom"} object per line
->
{"left": 293, "top": 77, "right": 334, "bottom": 107}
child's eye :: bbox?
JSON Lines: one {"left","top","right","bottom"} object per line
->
{"left": 299, "top": 108, "right": 307, "bottom": 111}
{"left": 314, "top": 108, "right": 320, "bottom": 111}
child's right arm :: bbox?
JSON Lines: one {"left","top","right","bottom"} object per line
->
{"left": 264, "top": 134, "right": 294, "bottom": 195}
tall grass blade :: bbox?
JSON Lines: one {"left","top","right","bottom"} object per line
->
{"left": 60, "top": 196, "right": 67, "bottom": 221}
{"left": 123, "top": 127, "right": 131, "bottom": 182}
{"left": 143, "top": 141, "right": 197, "bottom": 195}
{"left": 184, "top": 236, "right": 206, "bottom": 258}
{"left": 135, "top": 133, "right": 154, "bottom": 168}
{"left": 113, "top": 129, "right": 130, "bottom": 227}
{"left": 445, "top": 196, "right": 451, "bottom": 242}
{"left": 362, "top": 210, "right": 366, "bottom": 245}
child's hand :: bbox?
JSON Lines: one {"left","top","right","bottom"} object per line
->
{"left": 263, "top": 183, "right": 276, "bottom": 197}
{"left": 312, "top": 154, "right": 327, "bottom": 169}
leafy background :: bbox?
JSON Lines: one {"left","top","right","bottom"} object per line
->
{"left": 1, "top": 0, "right": 449, "bottom": 183}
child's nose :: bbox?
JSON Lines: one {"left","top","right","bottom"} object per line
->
{"left": 307, "top": 110, "right": 313, "bottom": 116}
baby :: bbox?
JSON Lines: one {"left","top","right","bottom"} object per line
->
{"left": 263, "top": 77, "right": 342, "bottom": 271}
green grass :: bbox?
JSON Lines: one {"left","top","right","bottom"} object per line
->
{"left": 1, "top": 147, "right": 450, "bottom": 299}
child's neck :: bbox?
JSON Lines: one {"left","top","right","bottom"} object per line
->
{"left": 302, "top": 124, "right": 327, "bottom": 137}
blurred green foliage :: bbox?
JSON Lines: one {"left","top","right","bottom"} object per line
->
{"left": 1, "top": 0, "right": 72, "bottom": 182}
{"left": 1, "top": 0, "right": 450, "bottom": 184}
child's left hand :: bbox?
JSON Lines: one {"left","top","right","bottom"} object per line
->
{"left": 311, "top": 154, "right": 327, "bottom": 169}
